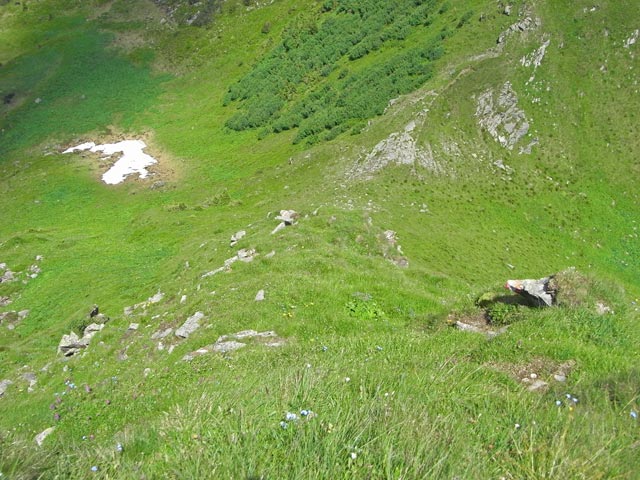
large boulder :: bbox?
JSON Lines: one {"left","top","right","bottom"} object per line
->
{"left": 505, "top": 276, "right": 556, "bottom": 307}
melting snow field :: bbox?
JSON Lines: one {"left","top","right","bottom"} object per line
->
{"left": 63, "top": 140, "right": 158, "bottom": 185}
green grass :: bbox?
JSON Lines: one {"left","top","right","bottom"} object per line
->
{"left": 0, "top": 0, "right": 639, "bottom": 477}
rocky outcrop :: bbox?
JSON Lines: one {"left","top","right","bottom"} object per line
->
{"left": 497, "top": 16, "right": 540, "bottom": 44}
{"left": 348, "top": 121, "right": 437, "bottom": 180}
{"left": 476, "top": 81, "right": 530, "bottom": 150}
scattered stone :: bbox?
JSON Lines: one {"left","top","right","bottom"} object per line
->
{"left": 83, "top": 323, "right": 105, "bottom": 340}
{"left": 595, "top": 302, "right": 613, "bottom": 315}
{"left": 265, "top": 250, "right": 276, "bottom": 259}
{"left": 237, "top": 248, "right": 257, "bottom": 262}
{"left": 143, "top": 368, "right": 152, "bottom": 378}
{"left": 0, "top": 296, "right": 11, "bottom": 306}
{"left": 180, "top": 294, "right": 187, "bottom": 304}
{"left": 182, "top": 330, "right": 284, "bottom": 361}
{"left": 275, "top": 210, "right": 299, "bottom": 225}
{"left": 124, "top": 291, "right": 165, "bottom": 315}
{"left": 255, "top": 289, "right": 265, "bottom": 302}
{"left": 35, "top": 427, "right": 55, "bottom": 447}
{"left": 1, "top": 267, "right": 16, "bottom": 283}
{"left": 553, "top": 374, "right": 567, "bottom": 382}
{"left": 211, "top": 340, "right": 247, "bottom": 353}
{"left": 379, "top": 230, "right": 409, "bottom": 268}
{"left": 202, "top": 249, "right": 257, "bottom": 278}
{"left": 128, "top": 323, "right": 139, "bottom": 331}
{"left": 623, "top": 29, "right": 639, "bottom": 48}
{"left": 503, "top": 5, "right": 512, "bottom": 15}
{"left": 58, "top": 332, "right": 84, "bottom": 356}
{"left": 0, "top": 379, "right": 13, "bottom": 397}
{"left": 22, "top": 372, "right": 37, "bottom": 392}
{"left": 476, "top": 81, "right": 530, "bottom": 150}
{"left": 35, "top": 255, "right": 44, "bottom": 261}
{"left": 527, "top": 379, "right": 549, "bottom": 392}
{"left": 230, "top": 230, "right": 246, "bottom": 247}
{"left": 271, "top": 222, "right": 286, "bottom": 235}
{"left": 151, "top": 328, "right": 173, "bottom": 340}
{"left": 58, "top": 323, "right": 105, "bottom": 357}
{"left": 175, "top": 311, "right": 205, "bottom": 338}
{"left": 505, "top": 276, "right": 556, "bottom": 307}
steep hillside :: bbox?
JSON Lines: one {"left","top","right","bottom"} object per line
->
{"left": 1, "top": 0, "right": 639, "bottom": 477}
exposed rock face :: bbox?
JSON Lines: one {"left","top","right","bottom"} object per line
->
{"left": 521, "top": 39, "right": 551, "bottom": 69}
{"left": 505, "top": 276, "right": 556, "bottom": 307}
{"left": 182, "top": 329, "right": 284, "bottom": 361}
{"left": 175, "top": 311, "right": 205, "bottom": 338}
{"left": 348, "top": 121, "right": 437, "bottom": 180}
{"left": 476, "top": 81, "right": 530, "bottom": 150}
{"left": 497, "top": 16, "right": 540, "bottom": 44}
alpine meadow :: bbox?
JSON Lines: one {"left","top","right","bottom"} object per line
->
{"left": 0, "top": 0, "right": 639, "bottom": 478}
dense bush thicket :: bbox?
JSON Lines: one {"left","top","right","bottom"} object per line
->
{"left": 224, "top": 0, "right": 468, "bottom": 143}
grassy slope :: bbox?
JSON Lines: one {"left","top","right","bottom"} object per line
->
{"left": 0, "top": 0, "right": 639, "bottom": 478}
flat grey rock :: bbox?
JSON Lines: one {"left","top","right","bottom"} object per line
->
{"left": 175, "top": 311, "right": 205, "bottom": 338}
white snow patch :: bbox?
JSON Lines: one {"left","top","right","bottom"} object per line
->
{"left": 63, "top": 140, "right": 158, "bottom": 184}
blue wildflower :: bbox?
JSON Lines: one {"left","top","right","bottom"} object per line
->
{"left": 631, "top": 411, "right": 638, "bottom": 419}
{"left": 91, "top": 466, "right": 99, "bottom": 472}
